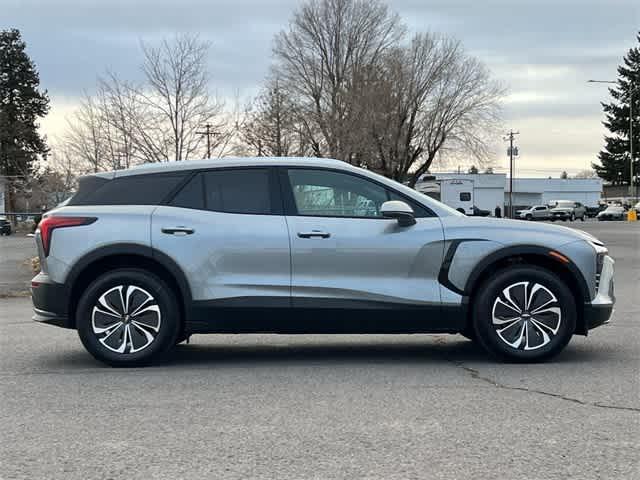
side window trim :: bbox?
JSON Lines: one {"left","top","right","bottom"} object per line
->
{"left": 279, "top": 166, "right": 434, "bottom": 218}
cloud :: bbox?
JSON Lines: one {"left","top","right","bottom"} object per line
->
{"left": 4, "top": 0, "right": 638, "bottom": 174}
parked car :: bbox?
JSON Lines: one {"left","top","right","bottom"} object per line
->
{"left": 31, "top": 157, "right": 615, "bottom": 366}
{"left": 0, "top": 216, "right": 11, "bottom": 236}
{"left": 549, "top": 200, "right": 586, "bottom": 221}
{"left": 634, "top": 201, "right": 640, "bottom": 214}
{"left": 470, "top": 205, "right": 491, "bottom": 217}
{"left": 585, "top": 205, "right": 605, "bottom": 218}
{"left": 518, "top": 205, "right": 551, "bottom": 221}
{"left": 597, "top": 205, "right": 626, "bottom": 221}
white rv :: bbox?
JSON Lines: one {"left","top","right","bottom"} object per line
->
{"left": 416, "top": 177, "right": 474, "bottom": 215}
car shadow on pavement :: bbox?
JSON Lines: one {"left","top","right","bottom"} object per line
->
{"left": 158, "top": 336, "right": 607, "bottom": 368}
{"left": 33, "top": 335, "right": 609, "bottom": 370}
{"left": 164, "top": 337, "right": 487, "bottom": 367}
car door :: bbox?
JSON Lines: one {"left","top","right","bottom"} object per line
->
{"left": 534, "top": 206, "right": 547, "bottom": 219}
{"left": 281, "top": 167, "right": 445, "bottom": 309}
{"left": 151, "top": 168, "right": 291, "bottom": 306}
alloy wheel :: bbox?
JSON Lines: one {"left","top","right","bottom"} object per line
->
{"left": 91, "top": 285, "right": 162, "bottom": 354}
{"left": 491, "top": 281, "right": 562, "bottom": 351}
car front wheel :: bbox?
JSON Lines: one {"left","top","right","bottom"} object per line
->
{"left": 76, "top": 268, "right": 180, "bottom": 367}
{"left": 471, "top": 266, "right": 576, "bottom": 362}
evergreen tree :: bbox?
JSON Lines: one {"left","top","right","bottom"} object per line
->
{"left": 593, "top": 32, "right": 639, "bottom": 186}
{"left": 0, "top": 29, "right": 49, "bottom": 212}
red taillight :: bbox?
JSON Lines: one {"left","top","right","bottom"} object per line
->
{"left": 39, "top": 216, "right": 96, "bottom": 256}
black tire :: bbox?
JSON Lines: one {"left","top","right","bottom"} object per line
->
{"left": 570, "top": 213, "right": 575, "bottom": 221}
{"left": 76, "top": 268, "right": 180, "bottom": 367}
{"left": 525, "top": 214, "right": 532, "bottom": 221}
{"left": 471, "top": 266, "right": 576, "bottom": 362}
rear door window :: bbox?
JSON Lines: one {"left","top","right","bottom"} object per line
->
{"left": 203, "top": 169, "right": 273, "bottom": 215}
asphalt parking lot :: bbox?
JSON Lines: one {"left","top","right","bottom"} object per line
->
{"left": 0, "top": 221, "right": 638, "bottom": 479}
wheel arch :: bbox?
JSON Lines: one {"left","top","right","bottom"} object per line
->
{"left": 461, "top": 245, "right": 591, "bottom": 335}
{"left": 65, "top": 244, "right": 192, "bottom": 330}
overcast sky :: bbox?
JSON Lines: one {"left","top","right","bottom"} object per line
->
{"left": 5, "top": 0, "right": 639, "bottom": 175}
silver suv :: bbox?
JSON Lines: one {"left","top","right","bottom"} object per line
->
{"left": 549, "top": 200, "right": 587, "bottom": 222}
{"left": 31, "top": 158, "right": 615, "bottom": 366}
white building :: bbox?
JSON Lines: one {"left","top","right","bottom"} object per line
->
{"left": 415, "top": 173, "right": 603, "bottom": 215}
{"left": 506, "top": 178, "right": 603, "bottom": 208}
{"left": 416, "top": 173, "right": 507, "bottom": 215}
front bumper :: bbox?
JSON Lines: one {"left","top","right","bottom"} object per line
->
{"left": 583, "top": 255, "right": 615, "bottom": 332}
{"left": 551, "top": 210, "right": 572, "bottom": 219}
{"left": 31, "top": 272, "right": 71, "bottom": 329}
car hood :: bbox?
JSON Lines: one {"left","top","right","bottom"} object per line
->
{"left": 440, "top": 216, "right": 603, "bottom": 247}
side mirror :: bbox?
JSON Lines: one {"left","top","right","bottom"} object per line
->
{"left": 381, "top": 200, "right": 416, "bottom": 227}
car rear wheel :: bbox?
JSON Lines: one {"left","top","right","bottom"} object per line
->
{"left": 76, "top": 268, "right": 180, "bottom": 367}
{"left": 471, "top": 266, "right": 576, "bottom": 362}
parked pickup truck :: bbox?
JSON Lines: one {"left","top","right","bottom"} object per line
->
{"left": 549, "top": 200, "right": 586, "bottom": 222}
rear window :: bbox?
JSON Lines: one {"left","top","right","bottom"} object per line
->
{"left": 69, "top": 173, "right": 186, "bottom": 206}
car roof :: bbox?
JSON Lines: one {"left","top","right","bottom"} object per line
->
{"left": 112, "top": 157, "right": 348, "bottom": 178}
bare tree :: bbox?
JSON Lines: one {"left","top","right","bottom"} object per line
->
{"left": 366, "top": 33, "right": 504, "bottom": 186}
{"left": 139, "top": 33, "right": 226, "bottom": 161}
{"left": 273, "top": 0, "right": 405, "bottom": 161}
{"left": 64, "top": 92, "right": 107, "bottom": 173}
{"left": 39, "top": 146, "right": 78, "bottom": 204}
{"left": 270, "top": 1, "right": 504, "bottom": 185}
{"left": 240, "top": 78, "right": 298, "bottom": 157}
{"left": 63, "top": 33, "right": 232, "bottom": 172}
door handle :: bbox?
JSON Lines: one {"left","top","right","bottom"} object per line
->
{"left": 161, "top": 226, "right": 195, "bottom": 236}
{"left": 297, "top": 230, "right": 331, "bottom": 239}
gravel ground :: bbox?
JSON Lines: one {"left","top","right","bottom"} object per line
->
{"left": 0, "top": 234, "right": 36, "bottom": 296}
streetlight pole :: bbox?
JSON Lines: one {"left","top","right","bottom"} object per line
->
{"left": 588, "top": 80, "right": 638, "bottom": 200}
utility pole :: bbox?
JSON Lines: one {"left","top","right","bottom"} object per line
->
{"left": 196, "top": 124, "right": 217, "bottom": 159}
{"left": 504, "top": 130, "right": 520, "bottom": 218}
